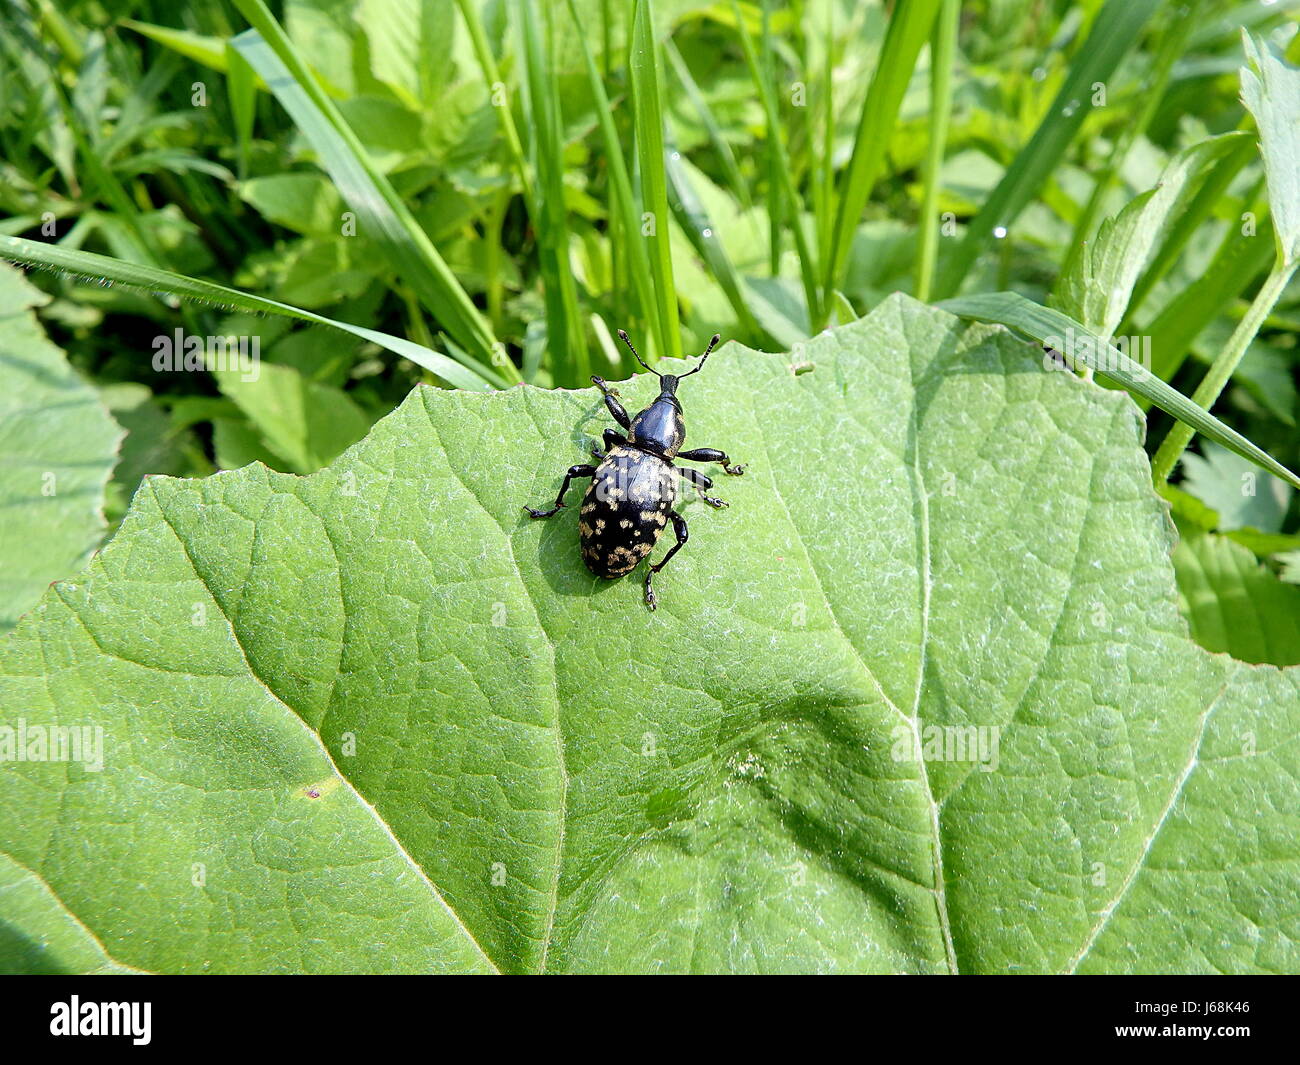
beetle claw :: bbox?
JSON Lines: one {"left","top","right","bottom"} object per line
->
{"left": 723, "top": 462, "right": 746, "bottom": 476}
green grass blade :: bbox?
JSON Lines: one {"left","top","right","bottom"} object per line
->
{"left": 664, "top": 142, "right": 765, "bottom": 343}
{"left": 0, "top": 235, "right": 498, "bottom": 391}
{"left": 120, "top": 20, "right": 235, "bottom": 74}
{"left": 759, "top": 0, "right": 782, "bottom": 274}
{"left": 630, "top": 0, "right": 680, "bottom": 359}
{"left": 663, "top": 36, "right": 750, "bottom": 210}
{"left": 224, "top": 41, "right": 256, "bottom": 182}
{"left": 1058, "top": 3, "right": 1201, "bottom": 287}
{"left": 454, "top": 0, "right": 537, "bottom": 220}
{"left": 518, "top": 0, "right": 589, "bottom": 385}
{"left": 934, "top": 0, "right": 1161, "bottom": 299}
{"left": 1137, "top": 199, "right": 1273, "bottom": 399}
{"left": 939, "top": 291, "right": 1300, "bottom": 491}
{"left": 824, "top": 0, "right": 941, "bottom": 306}
{"left": 812, "top": 0, "right": 836, "bottom": 271}
{"left": 229, "top": 0, "right": 511, "bottom": 384}
{"left": 730, "top": 0, "right": 820, "bottom": 328}
{"left": 915, "top": 0, "right": 958, "bottom": 302}
{"left": 564, "top": 0, "right": 660, "bottom": 361}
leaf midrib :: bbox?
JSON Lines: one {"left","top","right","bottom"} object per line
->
{"left": 742, "top": 343, "right": 959, "bottom": 974}
{"left": 0, "top": 847, "right": 154, "bottom": 975}
{"left": 153, "top": 484, "right": 502, "bottom": 974}
{"left": 1062, "top": 678, "right": 1230, "bottom": 974}
{"left": 426, "top": 401, "right": 569, "bottom": 975}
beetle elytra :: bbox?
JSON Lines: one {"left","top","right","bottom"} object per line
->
{"left": 525, "top": 330, "right": 744, "bottom": 610}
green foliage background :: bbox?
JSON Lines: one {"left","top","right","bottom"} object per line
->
{"left": 0, "top": 0, "right": 1298, "bottom": 973}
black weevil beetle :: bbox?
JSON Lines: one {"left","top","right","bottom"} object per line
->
{"left": 526, "top": 330, "right": 745, "bottom": 610}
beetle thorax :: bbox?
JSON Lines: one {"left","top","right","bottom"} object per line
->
{"left": 628, "top": 394, "right": 685, "bottom": 458}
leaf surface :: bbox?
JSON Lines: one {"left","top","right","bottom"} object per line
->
{"left": 1, "top": 297, "right": 1296, "bottom": 974}
{"left": 0, "top": 263, "right": 122, "bottom": 633}
{"left": 1174, "top": 530, "right": 1300, "bottom": 666}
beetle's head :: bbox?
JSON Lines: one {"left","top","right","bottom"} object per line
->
{"left": 617, "top": 330, "right": 721, "bottom": 397}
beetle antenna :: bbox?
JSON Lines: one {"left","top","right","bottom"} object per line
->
{"left": 617, "top": 329, "right": 659, "bottom": 377}
{"left": 679, "top": 334, "right": 721, "bottom": 378}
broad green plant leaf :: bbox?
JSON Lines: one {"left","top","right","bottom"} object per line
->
{"left": 99, "top": 383, "right": 198, "bottom": 523}
{"left": 1, "top": 297, "right": 1296, "bottom": 974}
{"left": 0, "top": 264, "right": 122, "bottom": 633}
{"left": 356, "top": 0, "right": 456, "bottom": 110}
{"left": 237, "top": 174, "right": 346, "bottom": 237}
{"left": 210, "top": 361, "right": 372, "bottom": 474}
{"left": 0, "top": 852, "right": 143, "bottom": 975}
{"left": 1242, "top": 33, "right": 1300, "bottom": 267}
{"left": 940, "top": 291, "right": 1300, "bottom": 491}
{"left": 1180, "top": 442, "right": 1292, "bottom": 534}
{"left": 1174, "top": 529, "right": 1300, "bottom": 667}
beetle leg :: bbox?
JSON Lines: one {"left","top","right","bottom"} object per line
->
{"left": 643, "top": 511, "right": 688, "bottom": 611}
{"left": 678, "top": 466, "right": 727, "bottom": 508}
{"left": 591, "top": 376, "right": 632, "bottom": 430}
{"left": 591, "top": 428, "right": 627, "bottom": 460}
{"left": 676, "top": 446, "right": 745, "bottom": 476}
{"left": 525, "top": 464, "right": 596, "bottom": 518}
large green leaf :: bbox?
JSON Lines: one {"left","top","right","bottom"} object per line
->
{"left": 1174, "top": 529, "right": 1300, "bottom": 667}
{"left": 1242, "top": 33, "right": 1300, "bottom": 268}
{"left": 0, "top": 264, "right": 123, "bottom": 633}
{"left": 210, "top": 361, "right": 372, "bottom": 475}
{"left": 1, "top": 297, "right": 1296, "bottom": 974}
{"left": 941, "top": 291, "right": 1300, "bottom": 491}
{"left": 1180, "top": 442, "right": 1292, "bottom": 534}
